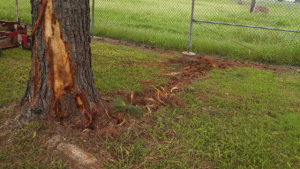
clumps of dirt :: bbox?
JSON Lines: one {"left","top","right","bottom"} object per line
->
{"left": 93, "top": 37, "right": 298, "bottom": 113}
{"left": 164, "top": 53, "right": 297, "bottom": 86}
{"left": 105, "top": 55, "right": 240, "bottom": 113}
{"left": 107, "top": 87, "right": 186, "bottom": 114}
{"left": 104, "top": 52, "right": 297, "bottom": 114}
{"left": 167, "top": 55, "right": 235, "bottom": 82}
{"left": 72, "top": 54, "right": 239, "bottom": 162}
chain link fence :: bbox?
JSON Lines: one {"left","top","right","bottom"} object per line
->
{"left": 1, "top": 0, "right": 31, "bottom": 23}
{"left": 1, "top": 0, "right": 300, "bottom": 65}
{"left": 192, "top": 0, "right": 300, "bottom": 31}
{"left": 189, "top": 0, "right": 300, "bottom": 65}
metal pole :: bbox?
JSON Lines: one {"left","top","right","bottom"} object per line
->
{"left": 250, "top": 0, "right": 257, "bottom": 13}
{"left": 16, "top": 0, "right": 19, "bottom": 21}
{"left": 92, "top": 0, "right": 95, "bottom": 37}
{"left": 188, "top": 0, "right": 195, "bottom": 53}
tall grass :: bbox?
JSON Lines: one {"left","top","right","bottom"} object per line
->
{"left": 1, "top": 0, "right": 299, "bottom": 65}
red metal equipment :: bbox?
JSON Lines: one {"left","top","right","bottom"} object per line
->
{"left": 0, "top": 20, "right": 32, "bottom": 57}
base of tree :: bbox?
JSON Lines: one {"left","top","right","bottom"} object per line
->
{"left": 18, "top": 99, "right": 110, "bottom": 129}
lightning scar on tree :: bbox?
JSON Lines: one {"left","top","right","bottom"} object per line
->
{"left": 20, "top": 0, "right": 108, "bottom": 127}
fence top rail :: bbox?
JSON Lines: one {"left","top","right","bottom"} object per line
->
{"left": 193, "top": 19, "right": 300, "bottom": 33}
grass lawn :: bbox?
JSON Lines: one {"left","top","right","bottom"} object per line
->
{"left": 1, "top": 40, "right": 300, "bottom": 168}
{"left": 0, "top": 42, "right": 172, "bottom": 104}
{"left": 1, "top": 0, "right": 300, "bottom": 65}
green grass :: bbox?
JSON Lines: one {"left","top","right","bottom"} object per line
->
{"left": 104, "top": 67, "right": 300, "bottom": 168}
{"left": 0, "top": 116, "right": 67, "bottom": 168}
{"left": 0, "top": 42, "right": 172, "bottom": 167}
{"left": 0, "top": 47, "right": 31, "bottom": 105}
{"left": 91, "top": 42, "right": 172, "bottom": 93}
{"left": 179, "top": 68, "right": 300, "bottom": 168}
{"left": 1, "top": 0, "right": 299, "bottom": 65}
{"left": 0, "top": 0, "right": 31, "bottom": 24}
{"left": 0, "top": 42, "right": 173, "bottom": 105}
{"left": 1, "top": 41, "right": 300, "bottom": 168}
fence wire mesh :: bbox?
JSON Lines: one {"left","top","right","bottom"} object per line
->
{"left": 1, "top": 0, "right": 299, "bottom": 65}
{"left": 193, "top": 0, "right": 300, "bottom": 30}
{"left": 190, "top": 0, "right": 300, "bottom": 65}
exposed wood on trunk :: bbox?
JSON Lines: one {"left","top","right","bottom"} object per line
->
{"left": 20, "top": 0, "right": 107, "bottom": 127}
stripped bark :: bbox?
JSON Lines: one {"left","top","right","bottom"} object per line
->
{"left": 20, "top": 0, "right": 107, "bottom": 127}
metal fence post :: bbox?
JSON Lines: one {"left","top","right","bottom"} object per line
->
{"left": 250, "top": 0, "right": 257, "bottom": 13}
{"left": 16, "top": 0, "right": 19, "bottom": 21}
{"left": 92, "top": 0, "right": 95, "bottom": 37}
{"left": 188, "top": 0, "right": 195, "bottom": 53}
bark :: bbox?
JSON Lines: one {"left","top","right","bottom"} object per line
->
{"left": 20, "top": 0, "right": 106, "bottom": 127}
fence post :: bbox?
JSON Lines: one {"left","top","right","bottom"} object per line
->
{"left": 188, "top": 0, "right": 195, "bottom": 53}
{"left": 16, "top": 0, "right": 19, "bottom": 21}
{"left": 92, "top": 0, "right": 95, "bottom": 37}
{"left": 250, "top": 0, "right": 257, "bottom": 13}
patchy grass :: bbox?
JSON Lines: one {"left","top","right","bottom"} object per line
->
{"left": 104, "top": 68, "right": 300, "bottom": 168}
{"left": 0, "top": 41, "right": 173, "bottom": 167}
{"left": 0, "top": 106, "right": 67, "bottom": 168}
{"left": 1, "top": 41, "right": 300, "bottom": 168}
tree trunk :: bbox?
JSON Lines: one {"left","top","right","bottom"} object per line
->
{"left": 20, "top": 0, "right": 107, "bottom": 127}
